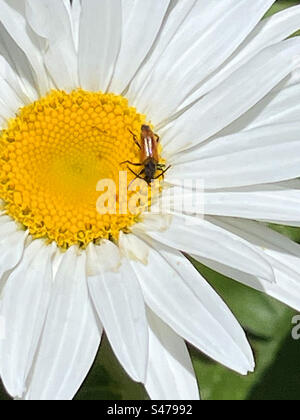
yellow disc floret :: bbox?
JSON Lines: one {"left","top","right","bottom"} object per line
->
{"left": 0, "top": 89, "right": 156, "bottom": 248}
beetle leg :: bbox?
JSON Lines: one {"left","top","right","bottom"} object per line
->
{"left": 154, "top": 165, "right": 171, "bottom": 179}
{"left": 127, "top": 167, "right": 147, "bottom": 188}
{"left": 120, "top": 160, "right": 143, "bottom": 166}
{"left": 155, "top": 134, "right": 160, "bottom": 143}
{"left": 127, "top": 166, "right": 145, "bottom": 178}
{"left": 128, "top": 129, "right": 141, "bottom": 149}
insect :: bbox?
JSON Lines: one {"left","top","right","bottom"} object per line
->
{"left": 121, "top": 125, "right": 171, "bottom": 185}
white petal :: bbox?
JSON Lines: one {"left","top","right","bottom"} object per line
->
{"left": 223, "top": 72, "right": 300, "bottom": 136}
{"left": 0, "top": 220, "right": 21, "bottom": 236}
{"left": 213, "top": 217, "right": 300, "bottom": 258}
{"left": 0, "top": 22, "right": 38, "bottom": 102}
{"left": 78, "top": 0, "right": 122, "bottom": 92}
{"left": 146, "top": 309, "right": 199, "bottom": 401}
{"left": 86, "top": 241, "right": 121, "bottom": 277}
{"left": 0, "top": 240, "right": 54, "bottom": 398}
{"left": 0, "top": 97, "right": 13, "bottom": 121}
{"left": 0, "top": 78, "right": 23, "bottom": 117}
{"left": 0, "top": 222, "right": 28, "bottom": 280}
{"left": 25, "top": 0, "right": 78, "bottom": 90}
{"left": 119, "top": 231, "right": 149, "bottom": 264}
{"left": 25, "top": 247, "right": 101, "bottom": 400}
{"left": 130, "top": 0, "right": 274, "bottom": 125}
{"left": 110, "top": 0, "right": 170, "bottom": 94}
{"left": 131, "top": 238, "right": 254, "bottom": 374}
{"left": 0, "top": 55, "right": 35, "bottom": 106}
{"left": 134, "top": 213, "right": 274, "bottom": 282}
{"left": 0, "top": 55, "right": 26, "bottom": 118}
{"left": 170, "top": 122, "right": 300, "bottom": 188}
{"left": 61, "top": 0, "right": 80, "bottom": 52}
{"left": 197, "top": 253, "right": 300, "bottom": 315}
{"left": 0, "top": 0, "right": 49, "bottom": 95}
{"left": 88, "top": 255, "right": 148, "bottom": 383}
{"left": 198, "top": 217, "right": 300, "bottom": 312}
{"left": 127, "top": 0, "right": 197, "bottom": 101}
{"left": 202, "top": 183, "right": 300, "bottom": 222}
{"left": 161, "top": 180, "right": 300, "bottom": 223}
{"left": 182, "top": 4, "right": 300, "bottom": 108}
{"left": 160, "top": 38, "right": 300, "bottom": 156}
{"left": 0, "top": 115, "right": 5, "bottom": 128}
{"left": 69, "top": 0, "right": 81, "bottom": 51}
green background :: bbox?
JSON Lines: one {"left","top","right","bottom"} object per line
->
{"left": 1, "top": 0, "right": 300, "bottom": 401}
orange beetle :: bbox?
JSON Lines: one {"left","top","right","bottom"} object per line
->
{"left": 122, "top": 125, "right": 171, "bottom": 185}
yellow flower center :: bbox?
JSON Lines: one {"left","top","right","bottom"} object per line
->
{"left": 0, "top": 90, "right": 162, "bottom": 248}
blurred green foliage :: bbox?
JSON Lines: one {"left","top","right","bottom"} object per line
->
{"left": 190, "top": 260, "right": 297, "bottom": 400}
{"left": 1, "top": 0, "right": 300, "bottom": 401}
{"left": 265, "top": 0, "right": 300, "bottom": 17}
{"left": 265, "top": 0, "right": 300, "bottom": 36}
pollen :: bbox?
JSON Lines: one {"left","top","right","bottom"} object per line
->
{"left": 0, "top": 89, "right": 159, "bottom": 248}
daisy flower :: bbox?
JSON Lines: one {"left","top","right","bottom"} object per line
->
{"left": 1, "top": 0, "right": 300, "bottom": 401}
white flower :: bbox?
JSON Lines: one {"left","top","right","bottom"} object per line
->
{"left": 0, "top": 0, "right": 300, "bottom": 401}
